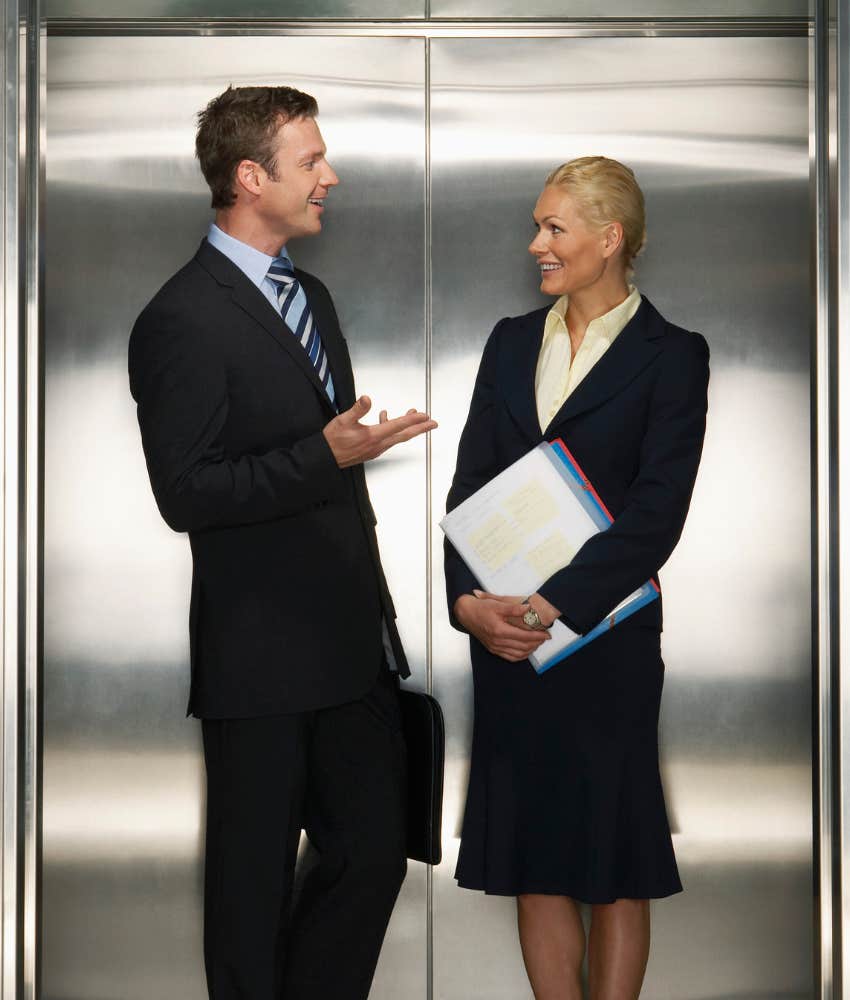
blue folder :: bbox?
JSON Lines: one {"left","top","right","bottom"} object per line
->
{"left": 531, "top": 438, "right": 660, "bottom": 674}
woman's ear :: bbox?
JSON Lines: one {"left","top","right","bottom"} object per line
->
{"left": 602, "top": 221, "right": 625, "bottom": 258}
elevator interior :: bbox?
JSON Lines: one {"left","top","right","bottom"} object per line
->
{"left": 39, "top": 14, "right": 812, "bottom": 1000}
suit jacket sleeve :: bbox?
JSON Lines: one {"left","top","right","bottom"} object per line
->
{"left": 444, "top": 320, "right": 506, "bottom": 631}
{"left": 128, "top": 301, "right": 347, "bottom": 533}
{"left": 538, "top": 331, "right": 710, "bottom": 633}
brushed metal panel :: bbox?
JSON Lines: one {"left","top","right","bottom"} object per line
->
{"left": 430, "top": 35, "right": 811, "bottom": 1000}
{"left": 44, "top": 35, "right": 426, "bottom": 999}
{"left": 431, "top": 0, "right": 807, "bottom": 16}
{"left": 46, "top": 0, "right": 424, "bottom": 17}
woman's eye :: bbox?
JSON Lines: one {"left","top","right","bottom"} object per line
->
{"left": 550, "top": 226, "right": 562, "bottom": 235}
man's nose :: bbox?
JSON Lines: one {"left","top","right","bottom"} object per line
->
{"left": 321, "top": 161, "right": 340, "bottom": 188}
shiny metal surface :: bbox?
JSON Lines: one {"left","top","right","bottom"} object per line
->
{"left": 813, "top": 1, "right": 837, "bottom": 995}
{"left": 431, "top": 0, "right": 807, "bottom": 17}
{"left": 23, "top": 16, "right": 44, "bottom": 1000}
{"left": 2, "top": 3, "right": 23, "bottom": 999}
{"left": 835, "top": 0, "right": 850, "bottom": 990}
{"left": 3, "top": 3, "right": 42, "bottom": 1000}
{"left": 429, "top": 34, "right": 811, "bottom": 1000}
{"left": 45, "top": 0, "right": 424, "bottom": 17}
{"left": 44, "top": 35, "right": 426, "bottom": 999}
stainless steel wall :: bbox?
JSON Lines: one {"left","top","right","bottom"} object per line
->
{"left": 43, "top": 1, "right": 810, "bottom": 17}
{"left": 43, "top": 24, "right": 812, "bottom": 1000}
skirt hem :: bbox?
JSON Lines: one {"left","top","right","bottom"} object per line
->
{"left": 454, "top": 876, "right": 683, "bottom": 906}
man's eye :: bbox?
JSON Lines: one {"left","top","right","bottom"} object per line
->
{"left": 550, "top": 226, "right": 562, "bottom": 235}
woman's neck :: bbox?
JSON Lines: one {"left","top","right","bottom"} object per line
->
{"left": 565, "top": 274, "right": 631, "bottom": 353}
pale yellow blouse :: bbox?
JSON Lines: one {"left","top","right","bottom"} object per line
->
{"left": 534, "top": 285, "right": 642, "bottom": 432}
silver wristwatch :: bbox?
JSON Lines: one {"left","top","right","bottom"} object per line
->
{"left": 521, "top": 601, "right": 548, "bottom": 631}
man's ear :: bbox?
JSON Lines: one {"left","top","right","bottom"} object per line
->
{"left": 234, "top": 159, "right": 263, "bottom": 199}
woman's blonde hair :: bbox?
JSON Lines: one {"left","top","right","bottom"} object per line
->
{"left": 545, "top": 156, "right": 646, "bottom": 270}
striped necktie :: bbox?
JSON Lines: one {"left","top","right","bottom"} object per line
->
{"left": 267, "top": 256, "right": 336, "bottom": 405}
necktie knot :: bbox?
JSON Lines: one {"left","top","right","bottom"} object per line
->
{"left": 268, "top": 256, "right": 296, "bottom": 285}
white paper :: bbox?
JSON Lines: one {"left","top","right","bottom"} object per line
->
{"left": 440, "top": 444, "right": 597, "bottom": 599}
{"left": 442, "top": 443, "right": 649, "bottom": 671}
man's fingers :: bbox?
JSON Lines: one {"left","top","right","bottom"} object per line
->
{"left": 373, "top": 409, "right": 434, "bottom": 436}
{"left": 339, "top": 395, "right": 372, "bottom": 423}
{"left": 374, "top": 415, "right": 438, "bottom": 451}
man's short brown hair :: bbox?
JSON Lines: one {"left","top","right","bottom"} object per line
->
{"left": 195, "top": 85, "right": 319, "bottom": 209}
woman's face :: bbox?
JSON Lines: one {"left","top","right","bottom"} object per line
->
{"left": 528, "top": 186, "right": 611, "bottom": 298}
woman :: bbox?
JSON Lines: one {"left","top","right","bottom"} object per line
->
{"left": 445, "top": 156, "right": 709, "bottom": 1000}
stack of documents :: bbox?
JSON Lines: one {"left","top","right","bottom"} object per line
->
{"left": 440, "top": 439, "right": 659, "bottom": 673}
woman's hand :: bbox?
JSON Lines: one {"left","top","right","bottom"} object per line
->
{"left": 453, "top": 592, "right": 551, "bottom": 663}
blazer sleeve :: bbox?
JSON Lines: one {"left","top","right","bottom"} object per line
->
{"left": 444, "top": 320, "right": 506, "bottom": 631}
{"left": 537, "top": 330, "right": 710, "bottom": 633}
{"left": 128, "top": 301, "right": 347, "bottom": 534}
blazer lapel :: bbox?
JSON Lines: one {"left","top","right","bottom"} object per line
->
{"left": 502, "top": 308, "right": 548, "bottom": 445}
{"left": 196, "top": 240, "right": 336, "bottom": 415}
{"left": 544, "top": 296, "right": 665, "bottom": 433}
{"left": 297, "top": 269, "right": 354, "bottom": 411}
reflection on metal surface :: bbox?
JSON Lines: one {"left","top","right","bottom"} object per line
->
{"left": 2, "top": 5, "right": 26, "bottom": 1000}
{"left": 431, "top": 0, "right": 807, "bottom": 16}
{"left": 46, "top": 0, "right": 424, "bottom": 17}
{"left": 429, "top": 34, "right": 811, "bottom": 1000}
{"left": 44, "top": 35, "right": 426, "bottom": 1000}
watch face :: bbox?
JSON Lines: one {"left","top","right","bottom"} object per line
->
{"left": 522, "top": 609, "right": 539, "bottom": 628}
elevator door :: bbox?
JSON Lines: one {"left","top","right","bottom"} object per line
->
{"left": 429, "top": 34, "right": 811, "bottom": 1000}
{"left": 44, "top": 26, "right": 811, "bottom": 1000}
{"left": 44, "top": 35, "right": 427, "bottom": 1000}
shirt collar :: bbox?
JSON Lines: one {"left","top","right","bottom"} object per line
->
{"left": 546, "top": 284, "right": 640, "bottom": 343}
{"left": 207, "top": 223, "right": 290, "bottom": 292}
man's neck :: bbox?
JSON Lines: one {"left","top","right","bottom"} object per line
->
{"left": 214, "top": 211, "right": 287, "bottom": 257}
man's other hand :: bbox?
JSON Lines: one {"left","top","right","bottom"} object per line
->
{"left": 323, "top": 395, "right": 437, "bottom": 468}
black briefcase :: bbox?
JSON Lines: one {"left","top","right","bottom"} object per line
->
{"left": 398, "top": 687, "right": 445, "bottom": 865}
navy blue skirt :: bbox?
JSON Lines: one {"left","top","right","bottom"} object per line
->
{"left": 455, "top": 625, "right": 682, "bottom": 904}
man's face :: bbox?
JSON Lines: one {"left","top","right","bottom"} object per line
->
{"left": 256, "top": 115, "right": 339, "bottom": 245}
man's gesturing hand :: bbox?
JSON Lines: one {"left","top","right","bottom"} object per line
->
{"left": 323, "top": 395, "right": 438, "bottom": 468}
{"left": 453, "top": 593, "right": 551, "bottom": 663}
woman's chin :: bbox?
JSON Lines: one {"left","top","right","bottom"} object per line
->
{"left": 540, "top": 276, "right": 567, "bottom": 296}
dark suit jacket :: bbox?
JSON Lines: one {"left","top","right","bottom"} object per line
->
{"left": 445, "top": 295, "right": 710, "bottom": 637}
{"left": 129, "top": 239, "right": 409, "bottom": 719}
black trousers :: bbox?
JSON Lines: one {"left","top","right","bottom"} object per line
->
{"left": 201, "top": 666, "right": 408, "bottom": 1000}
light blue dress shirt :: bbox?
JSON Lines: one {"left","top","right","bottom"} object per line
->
{"left": 207, "top": 223, "right": 336, "bottom": 402}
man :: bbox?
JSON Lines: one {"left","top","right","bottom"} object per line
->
{"left": 128, "top": 85, "right": 436, "bottom": 1000}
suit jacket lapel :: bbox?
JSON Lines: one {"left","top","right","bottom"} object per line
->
{"left": 544, "top": 297, "right": 665, "bottom": 434}
{"left": 196, "top": 240, "right": 336, "bottom": 415}
{"left": 297, "top": 269, "right": 354, "bottom": 411}
{"left": 502, "top": 308, "right": 547, "bottom": 445}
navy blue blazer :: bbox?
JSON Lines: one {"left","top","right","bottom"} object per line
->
{"left": 445, "top": 295, "right": 710, "bottom": 637}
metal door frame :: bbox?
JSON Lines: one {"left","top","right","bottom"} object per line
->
{"left": 3, "top": 6, "right": 847, "bottom": 999}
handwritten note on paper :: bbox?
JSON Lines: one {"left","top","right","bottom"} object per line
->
{"left": 503, "top": 480, "right": 559, "bottom": 536}
{"left": 525, "top": 531, "right": 576, "bottom": 581}
{"left": 468, "top": 513, "right": 523, "bottom": 573}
